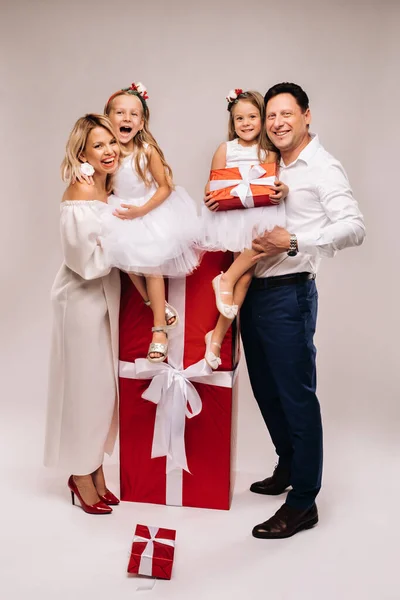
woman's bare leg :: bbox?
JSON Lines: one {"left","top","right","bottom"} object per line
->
{"left": 91, "top": 464, "right": 107, "bottom": 496}
{"left": 146, "top": 276, "right": 167, "bottom": 359}
{"left": 72, "top": 473, "right": 101, "bottom": 505}
{"left": 214, "top": 249, "right": 258, "bottom": 307}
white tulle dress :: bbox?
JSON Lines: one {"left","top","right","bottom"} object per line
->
{"left": 200, "top": 139, "right": 286, "bottom": 252}
{"left": 100, "top": 151, "right": 201, "bottom": 277}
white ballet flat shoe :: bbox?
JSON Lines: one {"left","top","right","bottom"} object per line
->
{"left": 212, "top": 273, "right": 238, "bottom": 319}
{"left": 204, "top": 331, "right": 222, "bottom": 370}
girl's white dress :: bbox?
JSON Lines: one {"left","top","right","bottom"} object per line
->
{"left": 200, "top": 139, "right": 286, "bottom": 252}
{"left": 101, "top": 152, "right": 200, "bottom": 277}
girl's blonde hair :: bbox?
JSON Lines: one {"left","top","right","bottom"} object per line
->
{"left": 61, "top": 113, "right": 120, "bottom": 194}
{"left": 104, "top": 91, "right": 174, "bottom": 189}
{"left": 228, "top": 90, "right": 278, "bottom": 162}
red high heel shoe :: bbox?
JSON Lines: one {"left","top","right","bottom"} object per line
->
{"left": 98, "top": 490, "right": 120, "bottom": 506}
{"left": 68, "top": 476, "right": 112, "bottom": 515}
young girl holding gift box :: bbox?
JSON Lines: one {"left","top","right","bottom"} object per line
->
{"left": 96, "top": 82, "right": 200, "bottom": 363}
{"left": 201, "top": 89, "right": 288, "bottom": 369}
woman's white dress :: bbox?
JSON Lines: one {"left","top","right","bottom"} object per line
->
{"left": 200, "top": 139, "right": 286, "bottom": 252}
{"left": 44, "top": 200, "right": 120, "bottom": 475}
{"left": 100, "top": 152, "right": 201, "bottom": 276}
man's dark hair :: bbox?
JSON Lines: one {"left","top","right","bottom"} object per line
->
{"left": 264, "top": 83, "right": 309, "bottom": 112}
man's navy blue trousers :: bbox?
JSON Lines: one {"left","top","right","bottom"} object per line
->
{"left": 241, "top": 276, "right": 323, "bottom": 509}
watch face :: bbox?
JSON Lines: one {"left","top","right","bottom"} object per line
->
{"left": 287, "top": 250, "right": 297, "bottom": 257}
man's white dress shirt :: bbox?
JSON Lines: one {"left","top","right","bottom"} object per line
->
{"left": 255, "top": 134, "right": 366, "bottom": 278}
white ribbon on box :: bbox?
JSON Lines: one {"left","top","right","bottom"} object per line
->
{"left": 119, "top": 358, "right": 233, "bottom": 475}
{"left": 133, "top": 526, "right": 175, "bottom": 577}
{"left": 208, "top": 163, "right": 275, "bottom": 208}
{"left": 119, "top": 277, "right": 236, "bottom": 506}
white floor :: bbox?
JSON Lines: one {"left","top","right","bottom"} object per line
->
{"left": 1, "top": 413, "right": 398, "bottom": 600}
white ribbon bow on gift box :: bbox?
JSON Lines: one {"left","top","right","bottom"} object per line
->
{"left": 209, "top": 163, "right": 276, "bottom": 208}
{"left": 119, "top": 358, "right": 234, "bottom": 474}
{"left": 133, "top": 526, "right": 175, "bottom": 577}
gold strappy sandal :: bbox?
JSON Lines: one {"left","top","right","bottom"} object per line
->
{"left": 147, "top": 325, "right": 168, "bottom": 363}
{"left": 144, "top": 300, "right": 179, "bottom": 329}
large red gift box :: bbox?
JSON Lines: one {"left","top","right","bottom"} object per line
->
{"left": 119, "top": 251, "right": 238, "bottom": 510}
{"left": 128, "top": 524, "right": 176, "bottom": 580}
{"left": 209, "top": 162, "right": 277, "bottom": 210}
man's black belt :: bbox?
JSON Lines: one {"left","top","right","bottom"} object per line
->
{"left": 250, "top": 272, "right": 316, "bottom": 290}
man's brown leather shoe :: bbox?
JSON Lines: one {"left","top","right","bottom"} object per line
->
{"left": 252, "top": 503, "right": 318, "bottom": 539}
{"left": 250, "top": 464, "right": 291, "bottom": 495}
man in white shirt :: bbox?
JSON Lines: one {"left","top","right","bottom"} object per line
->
{"left": 240, "top": 82, "right": 366, "bottom": 539}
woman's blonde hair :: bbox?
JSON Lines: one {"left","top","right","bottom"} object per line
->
{"left": 61, "top": 114, "right": 120, "bottom": 194}
{"left": 104, "top": 90, "right": 174, "bottom": 189}
{"left": 228, "top": 90, "right": 278, "bottom": 162}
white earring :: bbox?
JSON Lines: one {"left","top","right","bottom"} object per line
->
{"left": 80, "top": 162, "right": 95, "bottom": 176}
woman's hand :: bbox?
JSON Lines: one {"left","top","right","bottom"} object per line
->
{"left": 269, "top": 180, "right": 289, "bottom": 204}
{"left": 72, "top": 172, "right": 94, "bottom": 186}
{"left": 204, "top": 191, "right": 219, "bottom": 212}
{"left": 113, "top": 204, "right": 145, "bottom": 220}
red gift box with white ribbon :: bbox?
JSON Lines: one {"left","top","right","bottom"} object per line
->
{"left": 118, "top": 252, "right": 239, "bottom": 509}
{"left": 128, "top": 524, "right": 176, "bottom": 580}
{"left": 209, "top": 162, "right": 277, "bottom": 210}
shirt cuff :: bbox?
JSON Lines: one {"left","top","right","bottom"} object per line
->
{"left": 295, "top": 231, "right": 319, "bottom": 256}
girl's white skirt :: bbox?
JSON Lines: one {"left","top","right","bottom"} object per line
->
{"left": 101, "top": 186, "right": 201, "bottom": 277}
{"left": 199, "top": 202, "right": 286, "bottom": 253}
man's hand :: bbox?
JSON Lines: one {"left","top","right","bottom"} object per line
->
{"left": 204, "top": 191, "right": 219, "bottom": 212}
{"left": 113, "top": 204, "right": 145, "bottom": 220}
{"left": 252, "top": 227, "right": 292, "bottom": 261}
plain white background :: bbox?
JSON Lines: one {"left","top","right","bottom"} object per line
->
{"left": 1, "top": 1, "right": 399, "bottom": 598}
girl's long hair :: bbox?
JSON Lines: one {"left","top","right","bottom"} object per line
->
{"left": 61, "top": 113, "right": 120, "bottom": 194}
{"left": 105, "top": 91, "right": 174, "bottom": 189}
{"left": 228, "top": 90, "right": 278, "bottom": 162}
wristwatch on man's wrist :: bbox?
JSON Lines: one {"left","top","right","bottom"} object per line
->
{"left": 287, "top": 233, "right": 298, "bottom": 257}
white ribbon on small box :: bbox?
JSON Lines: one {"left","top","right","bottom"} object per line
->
{"left": 133, "top": 526, "right": 175, "bottom": 577}
{"left": 119, "top": 277, "right": 236, "bottom": 506}
{"left": 209, "top": 163, "right": 275, "bottom": 208}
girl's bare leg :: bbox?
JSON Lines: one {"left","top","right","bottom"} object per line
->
{"left": 128, "top": 273, "right": 149, "bottom": 302}
{"left": 209, "top": 266, "right": 254, "bottom": 358}
{"left": 146, "top": 276, "right": 167, "bottom": 359}
{"left": 214, "top": 249, "right": 258, "bottom": 307}
{"left": 128, "top": 273, "right": 176, "bottom": 326}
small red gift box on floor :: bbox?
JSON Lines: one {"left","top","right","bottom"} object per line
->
{"left": 119, "top": 251, "right": 239, "bottom": 510}
{"left": 128, "top": 524, "right": 176, "bottom": 580}
{"left": 209, "top": 162, "right": 277, "bottom": 210}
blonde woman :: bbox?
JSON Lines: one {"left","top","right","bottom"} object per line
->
{"left": 44, "top": 114, "right": 121, "bottom": 515}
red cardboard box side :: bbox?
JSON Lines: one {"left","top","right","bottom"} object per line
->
{"left": 119, "top": 252, "right": 238, "bottom": 509}
{"left": 128, "top": 525, "right": 175, "bottom": 580}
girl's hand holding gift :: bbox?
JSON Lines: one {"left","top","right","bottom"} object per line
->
{"left": 269, "top": 179, "right": 289, "bottom": 204}
{"left": 204, "top": 190, "right": 219, "bottom": 212}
